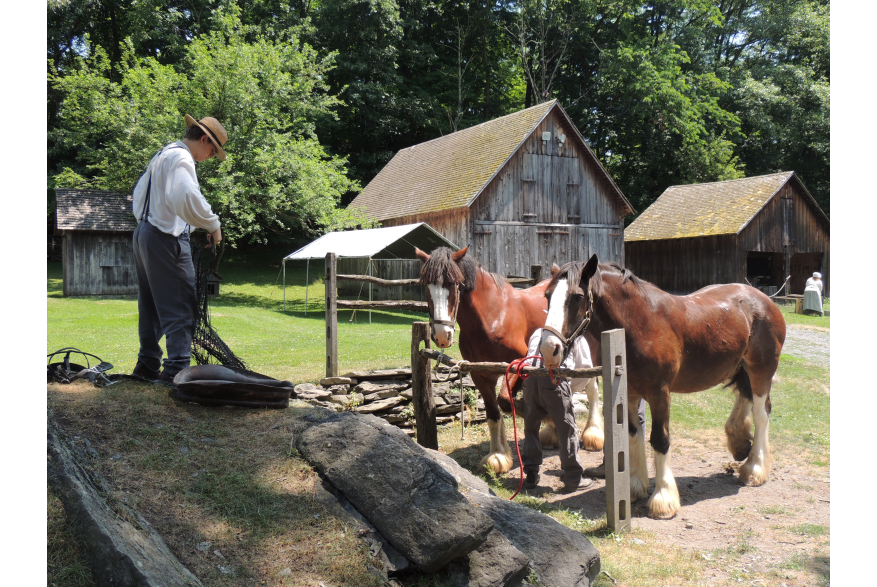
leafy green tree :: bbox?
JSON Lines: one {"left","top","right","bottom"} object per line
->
{"left": 50, "top": 6, "right": 373, "bottom": 247}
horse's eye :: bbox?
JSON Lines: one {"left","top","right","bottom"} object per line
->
{"left": 570, "top": 292, "right": 584, "bottom": 301}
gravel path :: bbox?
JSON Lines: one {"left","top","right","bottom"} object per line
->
{"left": 782, "top": 324, "right": 830, "bottom": 368}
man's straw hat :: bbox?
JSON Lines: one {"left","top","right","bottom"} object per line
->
{"left": 184, "top": 114, "right": 228, "bottom": 161}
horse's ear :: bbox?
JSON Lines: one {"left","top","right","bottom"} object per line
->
{"left": 550, "top": 263, "right": 561, "bottom": 277}
{"left": 451, "top": 246, "right": 468, "bottom": 263}
{"left": 415, "top": 247, "right": 430, "bottom": 263}
{"left": 581, "top": 254, "right": 599, "bottom": 287}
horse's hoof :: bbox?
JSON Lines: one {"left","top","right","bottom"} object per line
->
{"left": 481, "top": 452, "right": 513, "bottom": 475}
{"left": 580, "top": 428, "right": 604, "bottom": 452}
{"left": 539, "top": 426, "right": 559, "bottom": 449}
{"left": 725, "top": 429, "right": 753, "bottom": 461}
{"left": 739, "top": 461, "right": 770, "bottom": 486}
{"left": 647, "top": 489, "right": 680, "bottom": 519}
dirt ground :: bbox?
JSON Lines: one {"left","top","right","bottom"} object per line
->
{"left": 499, "top": 324, "right": 830, "bottom": 585}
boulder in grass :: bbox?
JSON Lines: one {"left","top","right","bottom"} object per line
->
{"left": 427, "top": 451, "right": 601, "bottom": 587}
{"left": 297, "top": 412, "right": 494, "bottom": 572}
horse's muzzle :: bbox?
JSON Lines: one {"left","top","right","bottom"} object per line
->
{"left": 432, "top": 326, "right": 454, "bottom": 348}
{"left": 539, "top": 336, "right": 564, "bottom": 369}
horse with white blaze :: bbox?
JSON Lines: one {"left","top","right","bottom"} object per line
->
{"left": 540, "top": 255, "right": 786, "bottom": 519}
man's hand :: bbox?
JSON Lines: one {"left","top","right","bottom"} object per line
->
{"left": 207, "top": 227, "right": 222, "bottom": 247}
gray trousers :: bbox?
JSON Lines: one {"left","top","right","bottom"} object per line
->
{"left": 132, "top": 220, "right": 197, "bottom": 375}
{"left": 520, "top": 375, "right": 583, "bottom": 482}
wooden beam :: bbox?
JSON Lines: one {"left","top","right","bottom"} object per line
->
{"left": 419, "top": 348, "right": 601, "bottom": 379}
{"left": 411, "top": 322, "right": 438, "bottom": 450}
{"left": 325, "top": 252, "right": 338, "bottom": 377}
{"left": 337, "top": 300, "right": 428, "bottom": 312}
{"left": 337, "top": 274, "right": 421, "bottom": 286}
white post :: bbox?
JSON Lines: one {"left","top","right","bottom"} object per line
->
{"left": 602, "top": 328, "right": 631, "bottom": 533}
{"left": 282, "top": 259, "right": 286, "bottom": 311}
{"left": 305, "top": 258, "right": 310, "bottom": 315}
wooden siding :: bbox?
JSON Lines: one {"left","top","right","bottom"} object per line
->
{"left": 625, "top": 179, "right": 829, "bottom": 296}
{"left": 62, "top": 231, "right": 138, "bottom": 296}
{"left": 382, "top": 208, "right": 470, "bottom": 254}
{"left": 337, "top": 258, "right": 425, "bottom": 301}
{"left": 737, "top": 182, "right": 830, "bottom": 296}
{"left": 379, "top": 109, "right": 628, "bottom": 278}
{"left": 469, "top": 110, "right": 626, "bottom": 276}
{"left": 625, "top": 235, "right": 737, "bottom": 295}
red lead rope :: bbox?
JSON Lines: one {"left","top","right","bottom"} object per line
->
{"left": 503, "top": 355, "right": 553, "bottom": 500}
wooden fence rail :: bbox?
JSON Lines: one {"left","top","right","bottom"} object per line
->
{"left": 325, "top": 253, "right": 428, "bottom": 377}
{"left": 411, "top": 322, "right": 631, "bottom": 533}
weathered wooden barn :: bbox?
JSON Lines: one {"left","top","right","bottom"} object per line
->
{"left": 54, "top": 188, "right": 138, "bottom": 296}
{"left": 624, "top": 172, "right": 830, "bottom": 296}
{"left": 347, "top": 100, "right": 635, "bottom": 278}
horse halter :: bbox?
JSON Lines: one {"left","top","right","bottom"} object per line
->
{"left": 542, "top": 288, "right": 593, "bottom": 363}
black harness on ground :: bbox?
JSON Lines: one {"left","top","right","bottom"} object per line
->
{"left": 47, "top": 348, "right": 118, "bottom": 387}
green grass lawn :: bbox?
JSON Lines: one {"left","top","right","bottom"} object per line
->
{"left": 775, "top": 298, "right": 830, "bottom": 328}
{"left": 48, "top": 258, "right": 462, "bottom": 383}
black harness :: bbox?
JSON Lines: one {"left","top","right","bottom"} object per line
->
{"left": 542, "top": 288, "right": 594, "bottom": 364}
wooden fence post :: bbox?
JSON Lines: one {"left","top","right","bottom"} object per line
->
{"left": 602, "top": 328, "right": 631, "bottom": 533}
{"left": 325, "top": 252, "right": 338, "bottom": 377}
{"left": 411, "top": 322, "right": 438, "bottom": 450}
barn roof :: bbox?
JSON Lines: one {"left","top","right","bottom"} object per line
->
{"left": 625, "top": 172, "right": 828, "bottom": 241}
{"left": 55, "top": 188, "right": 136, "bottom": 232}
{"left": 283, "top": 223, "right": 458, "bottom": 261}
{"left": 348, "top": 100, "right": 633, "bottom": 221}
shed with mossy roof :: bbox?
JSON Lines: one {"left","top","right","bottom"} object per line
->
{"left": 624, "top": 171, "right": 830, "bottom": 296}
{"left": 347, "top": 100, "right": 635, "bottom": 279}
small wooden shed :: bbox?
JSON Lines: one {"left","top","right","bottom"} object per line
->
{"left": 624, "top": 172, "right": 830, "bottom": 296}
{"left": 347, "top": 100, "right": 635, "bottom": 277}
{"left": 54, "top": 188, "right": 138, "bottom": 296}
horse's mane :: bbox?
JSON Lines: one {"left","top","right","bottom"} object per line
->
{"left": 548, "top": 260, "right": 659, "bottom": 302}
{"left": 418, "top": 247, "right": 505, "bottom": 292}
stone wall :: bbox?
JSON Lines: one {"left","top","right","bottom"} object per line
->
{"left": 292, "top": 366, "right": 486, "bottom": 434}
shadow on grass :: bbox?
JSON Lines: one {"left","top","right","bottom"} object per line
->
{"left": 805, "top": 554, "right": 830, "bottom": 585}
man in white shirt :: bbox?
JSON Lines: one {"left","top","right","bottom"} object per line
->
{"left": 518, "top": 328, "right": 594, "bottom": 492}
{"left": 130, "top": 115, "right": 227, "bottom": 381}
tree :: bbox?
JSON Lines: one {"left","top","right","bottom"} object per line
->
{"left": 50, "top": 6, "right": 374, "bottom": 247}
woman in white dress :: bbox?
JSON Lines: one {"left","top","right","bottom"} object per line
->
{"left": 803, "top": 272, "right": 824, "bottom": 315}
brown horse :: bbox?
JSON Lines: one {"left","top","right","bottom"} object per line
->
{"left": 540, "top": 255, "right": 786, "bottom": 519}
{"left": 415, "top": 246, "right": 560, "bottom": 473}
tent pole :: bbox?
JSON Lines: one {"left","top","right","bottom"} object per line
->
{"left": 283, "top": 259, "right": 286, "bottom": 312}
{"left": 305, "top": 259, "right": 310, "bottom": 315}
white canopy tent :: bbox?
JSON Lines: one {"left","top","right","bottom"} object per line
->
{"left": 282, "top": 223, "right": 458, "bottom": 314}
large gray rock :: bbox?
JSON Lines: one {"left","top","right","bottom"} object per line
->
{"left": 425, "top": 450, "right": 600, "bottom": 586}
{"left": 465, "top": 492, "right": 600, "bottom": 586}
{"left": 296, "top": 412, "right": 494, "bottom": 572}
{"left": 438, "top": 530, "right": 531, "bottom": 587}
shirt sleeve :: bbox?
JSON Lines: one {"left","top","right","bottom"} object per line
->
{"left": 526, "top": 330, "right": 542, "bottom": 366}
{"left": 164, "top": 155, "right": 221, "bottom": 233}
{"left": 568, "top": 336, "right": 594, "bottom": 394}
